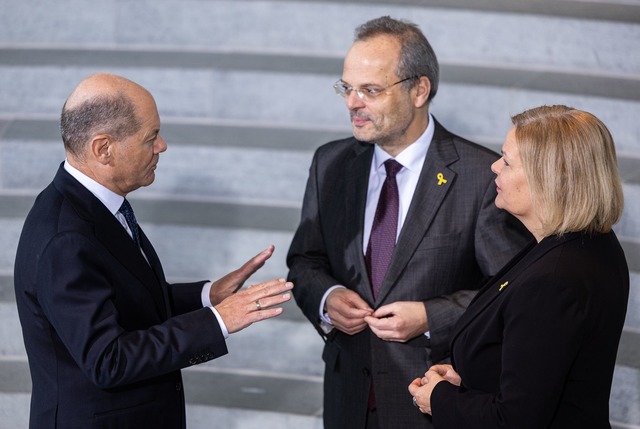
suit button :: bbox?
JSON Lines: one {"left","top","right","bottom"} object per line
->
{"left": 188, "top": 357, "right": 197, "bottom": 365}
{"left": 362, "top": 369, "right": 370, "bottom": 376}
{"left": 175, "top": 383, "right": 182, "bottom": 391}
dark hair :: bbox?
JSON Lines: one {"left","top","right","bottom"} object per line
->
{"left": 354, "top": 16, "right": 439, "bottom": 101}
{"left": 60, "top": 93, "right": 141, "bottom": 158}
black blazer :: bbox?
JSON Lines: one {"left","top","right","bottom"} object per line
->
{"left": 14, "top": 164, "right": 228, "bottom": 429}
{"left": 431, "top": 231, "right": 629, "bottom": 429}
{"left": 287, "top": 120, "right": 532, "bottom": 429}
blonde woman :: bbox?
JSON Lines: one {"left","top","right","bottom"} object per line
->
{"left": 409, "top": 105, "right": 629, "bottom": 429}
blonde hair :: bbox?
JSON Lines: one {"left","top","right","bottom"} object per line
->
{"left": 512, "top": 105, "right": 624, "bottom": 236}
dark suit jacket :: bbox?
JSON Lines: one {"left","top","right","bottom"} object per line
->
{"left": 14, "top": 164, "right": 228, "bottom": 429}
{"left": 287, "top": 120, "right": 532, "bottom": 429}
{"left": 431, "top": 231, "right": 629, "bottom": 429}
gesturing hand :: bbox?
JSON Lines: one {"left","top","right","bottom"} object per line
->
{"left": 209, "top": 245, "right": 274, "bottom": 306}
{"left": 215, "top": 278, "right": 293, "bottom": 334}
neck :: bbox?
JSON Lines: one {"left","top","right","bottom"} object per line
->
{"left": 379, "top": 112, "right": 430, "bottom": 157}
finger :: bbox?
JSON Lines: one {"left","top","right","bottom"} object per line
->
{"left": 245, "top": 245, "right": 274, "bottom": 268}
{"left": 331, "top": 288, "right": 371, "bottom": 310}
{"left": 371, "top": 304, "right": 395, "bottom": 318}
{"left": 252, "top": 291, "right": 293, "bottom": 311}
{"left": 334, "top": 318, "right": 368, "bottom": 332}
{"left": 236, "top": 246, "right": 275, "bottom": 277}
{"left": 249, "top": 306, "right": 285, "bottom": 322}
{"left": 408, "top": 378, "right": 421, "bottom": 395}
{"left": 364, "top": 315, "right": 395, "bottom": 330}
{"left": 260, "top": 279, "right": 293, "bottom": 298}
{"left": 246, "top": 278, "right": 292, "bottom": 297}
{"left": 341, "top": 307, "right": 373, "bottom": 319}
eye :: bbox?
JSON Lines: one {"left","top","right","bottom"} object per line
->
{"left": 502, "top": 158, "right": 510, "bottom": 167}
{"left": 363, "top": 87, "right": 384, "bottom": 95}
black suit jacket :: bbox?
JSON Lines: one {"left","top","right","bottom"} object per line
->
{"left": 14, "top": 164, "right": 228, "bottom": 429}
{"left": 431, "top": 231, "right": 629, "bottom": 429}
{"left": 287, "top": 120, "right": 532, "bottom": 429}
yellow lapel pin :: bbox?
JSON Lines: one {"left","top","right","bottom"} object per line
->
{"left": 499, "top": 281, "right": 509, "bottom": 292}
{"left": 437, "top": 173, "right": 447, "bottom": 186}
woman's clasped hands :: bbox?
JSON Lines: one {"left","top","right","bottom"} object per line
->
{"left": 408, "top": 364, "right": 462, "bottom": 415}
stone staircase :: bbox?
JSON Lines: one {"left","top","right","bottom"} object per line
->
{"left": 1, "top": 0, "right": 639, "bottom": 427}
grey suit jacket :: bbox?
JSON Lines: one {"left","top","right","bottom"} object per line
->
{"left": 287, "top": 120, "right": 532, "bottom": 429}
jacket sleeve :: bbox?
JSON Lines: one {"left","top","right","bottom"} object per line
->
{"left": 36, "top": 231, "right": 228, "bottom": 389}
{"left": 286, "top": 149, "right": 340, "bottom": 336}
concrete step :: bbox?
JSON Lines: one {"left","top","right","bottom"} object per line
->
{"left": 2, "top": 44, "right": 639, "bottom": 102}
{"left": 0, "top": 393, "right": 323, "bottom": 429}
{"left": 316, "top": 0, "right": 640, "bottom": 23}
{"left": 0, "top": 301, "right": 325, "bottom": 424}
{"left": 1, "top": 66, "right": 639, "bottom": 156}
{"left": 1, "top": 1, "right": 638, "bottom": 74}
{"left": 1, "top": 0, "right": 639, "bottom": 426}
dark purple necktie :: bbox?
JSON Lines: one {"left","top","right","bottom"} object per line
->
{"left": 366, "top": 159, "right": 402, "bottom": 299}
{"left": 119, "top": 199, "right": 141, "bottom": 246}
{"left": 365, "top": 159, "right": 402, "bottom": 411}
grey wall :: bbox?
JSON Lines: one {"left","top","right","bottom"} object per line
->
{"left": 0, "top": 1, "right": 638, "bottom": 427}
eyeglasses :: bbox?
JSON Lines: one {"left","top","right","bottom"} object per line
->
{"left": 333, "top": 76, "right": 417, "bottom": 102}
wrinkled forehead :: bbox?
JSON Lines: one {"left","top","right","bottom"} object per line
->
{"left": 342, "top": 36, "right": 401, "bottom": 85}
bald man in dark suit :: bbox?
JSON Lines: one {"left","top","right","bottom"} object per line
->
{"left": 14, "top": 73, "right": 293, "bottom": 429}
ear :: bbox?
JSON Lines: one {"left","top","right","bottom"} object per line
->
{"left": 90, "top": 134, "right": 112, "bottom": 165}
{"left": 413, "top": 76, "right": 431, "bottom": 108}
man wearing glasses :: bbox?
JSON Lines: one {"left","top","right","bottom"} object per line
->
{"left": 287, "top": 16, "right": 530, "bottom": 429}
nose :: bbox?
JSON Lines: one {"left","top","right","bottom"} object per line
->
{"left": 156, "top": 135, "right": 168, "bottom": 153}
{"left": 345, "top": 89, "right": 365, "bottom": 110}
{"left": 491, "top": 158, "right": 500, "bottom": 175}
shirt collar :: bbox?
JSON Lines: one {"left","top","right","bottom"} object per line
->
{"left": 372, "top": 113, "right": 435, "bottom": 172}
{"left": 64, "top": 160, "right": 125, "bottom": 215}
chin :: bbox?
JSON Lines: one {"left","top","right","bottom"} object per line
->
{"left": 352, "top": 129, "right": 376, "bottom": 143}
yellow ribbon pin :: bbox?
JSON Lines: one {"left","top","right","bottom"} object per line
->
{"left": 499, "top": 281, "right": 509, "bottom": 292}
{"left": 437, "top": 173, "right": 447, "bottom": 186}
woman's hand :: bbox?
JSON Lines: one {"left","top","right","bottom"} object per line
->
{"left": 408, "top": 364, "right": 461, "bottom": 415}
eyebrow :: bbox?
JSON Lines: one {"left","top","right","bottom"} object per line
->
{"left": 144, "top": 129, "right": 160, "bottom": 140}
{"left": 340, "top": 79, "right": 381, "bottom": 87}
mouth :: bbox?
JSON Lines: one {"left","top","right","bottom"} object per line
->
{"left": 350, "top": 111, "right": 371, "bottom": 127}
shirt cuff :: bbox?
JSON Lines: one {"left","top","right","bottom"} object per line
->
{"left": 318, "top": 285, "right": 346, "bottom": 331}
{"left": 201, "top": 281, "right": 229, "bottom": 339}
{"left": 209, "top": 307, "right": 229, "bottom": 339}
{"left": 201, "top": 281, "right": 213, "bottom": 307}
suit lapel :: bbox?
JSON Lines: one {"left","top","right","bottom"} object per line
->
{"left": 449, "top": 236, "right": 572, "bottom": 348}
{"left": 346, "top": 142, "right": 376, "bottom": 303}
{"left": 93, "top": 208, "right": 170, "bottom": 319}
{"left": 139, "top": 229, "right": 173, "bottom": 317}
{"left": 376, "top": 122, "right": 459, "bottom": 303}
{"left": 54, "top": 166, "right": 169, "bottom": 319}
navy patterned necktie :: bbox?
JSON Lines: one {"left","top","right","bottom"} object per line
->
{"left": 366, "top": 159, "right": 403, "bottom": 299}
{"left": 119, "top": 199, "right": 141, "bottom": 246}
